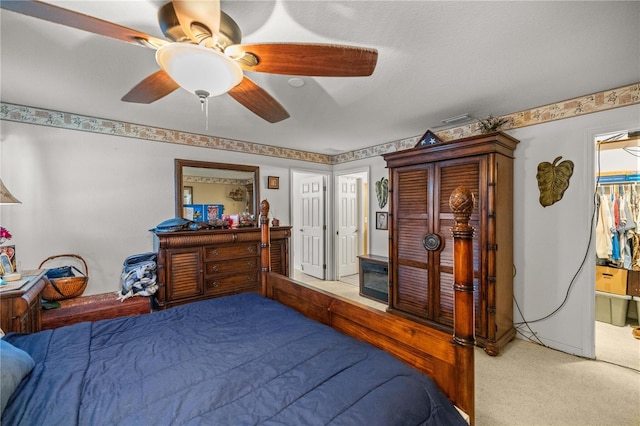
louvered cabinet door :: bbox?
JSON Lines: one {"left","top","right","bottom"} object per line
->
{"left": 435, "top": 157, "right": 484, "bottom": 336}
{"left": 390, "top": 165, "right": 433, "bottom": 319}
{"left": 166, "top": 248, "right": 203, "bottom": 301}
{"left": 269, "top": 238, "right": 289, "bottom": 276}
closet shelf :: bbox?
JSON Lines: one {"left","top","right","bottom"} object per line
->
{"left": 597, "top": 171, "right": 640, "bottom": 184}
{"left": 596, "top": 136, "right": 640, "bottom": 151}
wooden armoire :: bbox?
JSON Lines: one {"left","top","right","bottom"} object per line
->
{"left": 383, "top": 131, "right": 519, "bottom": 355}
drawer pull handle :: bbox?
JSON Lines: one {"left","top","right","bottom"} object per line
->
{"left": 212, "top": 266, "right": 219, "bottom": 272}
{"left": 212, "top": 282, "right": 219, "bottom": 288}
{"left": 247, "top": 247, "right": 255, "bottom": 253}
{"left": 247, "top": 276, "right": 254, "bottom": 282}
{"left": 212, "top": 249, "right": 218, "bottom": 256}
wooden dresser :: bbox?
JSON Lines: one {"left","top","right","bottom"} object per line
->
{"left": 153, "top": 226, "right": 291, "bottom": 310}
{"left": 0, "top": 269, "right": 46, "bottom": 333}
{"left": 383, "top": 131, "right": 518, "bottom": 355}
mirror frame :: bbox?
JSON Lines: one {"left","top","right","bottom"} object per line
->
{"left": 175, "top": 159, "right": 260, "bottom": 219}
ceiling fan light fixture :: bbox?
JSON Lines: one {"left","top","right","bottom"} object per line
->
{"left": 156, "top": 43, "right": 243, "bottom": 97}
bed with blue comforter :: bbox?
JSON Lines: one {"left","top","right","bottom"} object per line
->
{"left": 2, "top": 293, "right": 466, "bottom": 425}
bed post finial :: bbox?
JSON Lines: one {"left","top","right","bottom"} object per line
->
{"left": 260, "top": 199, "right": 270, "bottom": 224}
{"left": 449, "top": 185, "right": 475, "bottom": 425}
{"left": 260, "top": 199, "right": 271, "bottom": 295}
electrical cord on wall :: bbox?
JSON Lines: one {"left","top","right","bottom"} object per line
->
{"left": 513, "top": 139, "right": 606, "bottom": 337}
{"left": 514, "top": 297, "right": 546, "bottom": 345}
{"left": 513, "top": 132, "right": 640, "bottom": 373}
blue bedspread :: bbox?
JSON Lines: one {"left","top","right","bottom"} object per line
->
{"left": 3, "top": 293, "right": 466, "bottom": 425}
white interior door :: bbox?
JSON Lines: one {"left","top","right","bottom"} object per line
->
{"left": 338, "top": 176, "right": 359, "bottom": 277}
{"left": 300, "top": 175, "right": 325, "bottom": 279}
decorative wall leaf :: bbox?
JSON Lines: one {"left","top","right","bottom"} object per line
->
{"left": 536, "top": 156, "right": 574, "bottom": 207}
{"left": 375, "top": 177, "right": 389, "bottom": 209}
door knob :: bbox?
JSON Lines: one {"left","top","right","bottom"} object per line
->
{"left": 422, "top": 234, "right": 442, "bottom": 251}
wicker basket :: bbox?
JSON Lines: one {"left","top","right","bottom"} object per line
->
{"left": 39, "top": 254, "right": 89, "bottom": 301}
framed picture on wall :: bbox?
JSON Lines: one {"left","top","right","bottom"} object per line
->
{"left": 268, "top": 176, "right": 280, "bottom": 189}
{"left": 375, "top": 212, "right": 388, "bottom": 230}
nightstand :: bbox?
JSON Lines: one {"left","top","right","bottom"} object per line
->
{"left": 0, "top": 269, "right": 46, "bottom": 333}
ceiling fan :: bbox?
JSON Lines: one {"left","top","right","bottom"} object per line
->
{"left": 1, "top": 0, "right": 378, "bottom": 123}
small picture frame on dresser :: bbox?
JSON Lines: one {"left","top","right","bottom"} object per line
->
{"left": 0, "top": 245, "right": 16, "bottom": 272}
{"left": 0, "top": 253, "right": 13, "bottom": 275}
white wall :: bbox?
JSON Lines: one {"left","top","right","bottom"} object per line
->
{"left": 510, "top": 105, "right": 640, "bottom": 357}
{"left": 0, "top": 121, "right": 328, "bottom": 295}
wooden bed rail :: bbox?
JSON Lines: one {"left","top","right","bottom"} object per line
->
{"left": 258, "top": 189, "right": 475, "bottom": 424}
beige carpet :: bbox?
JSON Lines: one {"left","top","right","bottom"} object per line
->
{"left": 476, "top": 339, "right": 639, "bottom": 425}
{"left": 295, "top": 270, "right": 640, "bottom": 425}
{"left": 595, "top": 320, "right": 640, "bottom": 371}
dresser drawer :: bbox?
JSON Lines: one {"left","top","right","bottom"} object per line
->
{"left": 205, "top": 258, "right": 258, "bottom": 275}
{"left": 205, "top": 273, "right": 260, "bottom": 295}
{"left": 204, "top": 244, "right": 258, "bottom": 261}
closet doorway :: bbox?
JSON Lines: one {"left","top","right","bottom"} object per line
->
{"left": 593, "top": 130, "right": 640, "bottom": 371}
{"left": 290, "top": 167, "right": 370, "bottom": 294}
{"left": 334, "top": 168, "right": 369, "bottom": 284}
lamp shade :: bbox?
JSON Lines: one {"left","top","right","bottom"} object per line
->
{"left": 156, "top": 43, "right": 243, "bottom": 97}
{"left": 0, "top": 179, "right": 21, "bottom": 204}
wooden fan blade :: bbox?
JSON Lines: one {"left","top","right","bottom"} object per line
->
{"left": 0, "top": 0, "right": 167, "bottom": 49}
{"left": 172, "top": 0, "right": 220, "bottom": 44}
{"left": 228, "top": 77, "right": 290, "bottom": 123}
{"left": 121, "top": 70, "right": 180, "bottom": 104}
{"left": 225, "top": 43, "right": 378, "bottom": 77}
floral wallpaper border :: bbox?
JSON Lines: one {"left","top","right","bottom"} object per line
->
{"left": 332, "top": 82, "right": 640, "bottom": 163}
{"left": 0, "top": 103, "right": 334, "bottom": 165}
{"left": 2, "top": 82, "right": 638, "bottom": 165}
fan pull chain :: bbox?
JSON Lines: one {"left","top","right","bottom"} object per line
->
{"left": 204, "top": 97, "right": 209, "bottom": 131}
{"left": 195, "top": 90, "right": 211, "bottom": 131}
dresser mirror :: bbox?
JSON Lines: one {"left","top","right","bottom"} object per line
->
{"left": 175, "top": 159, "right": 259, "bottom": 221}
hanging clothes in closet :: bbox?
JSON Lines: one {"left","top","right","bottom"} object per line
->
{"left": 596, "top": 180, "right": 639, "bottom": 271}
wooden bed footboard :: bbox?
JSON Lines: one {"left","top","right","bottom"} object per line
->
{"left": 258, "top": 189, "right": 475, "bottom": 424}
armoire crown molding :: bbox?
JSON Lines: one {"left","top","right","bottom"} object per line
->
{"left": 2, "top": 82, "right": 638, "bottom": 165}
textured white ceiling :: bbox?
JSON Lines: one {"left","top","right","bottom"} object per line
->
{"left": 1, "top": 1, "right": 639, "bottom": 154}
